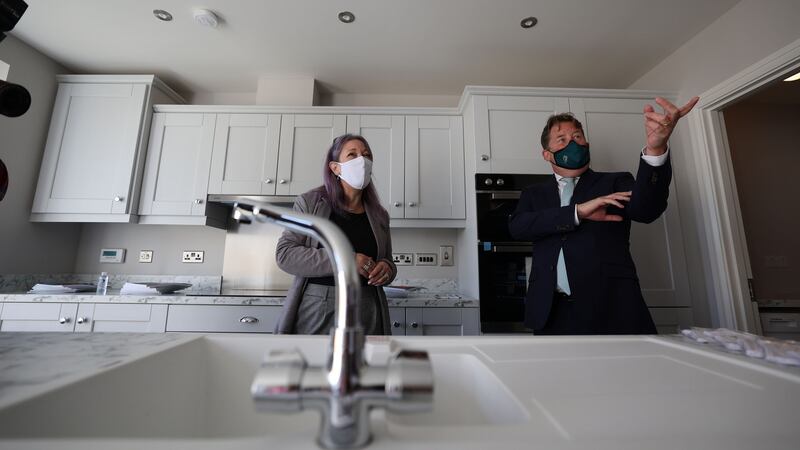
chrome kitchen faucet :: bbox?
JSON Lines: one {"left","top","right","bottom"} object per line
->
{"left": 233, "top": 202, "right": 434, "bottom": 449}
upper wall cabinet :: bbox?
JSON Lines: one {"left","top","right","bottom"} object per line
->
{"left": 346, "top": 115, "right": 405, "bottom": 218}
{"left": 30, "top": 75, "right": 183, "bottom": 223}
{"left": 276, "top": 114, "right": 347, "bottom": 195}
{"left": 404, "top": 116, "right": 465, "bottom": 219}
{"left": 471, "top": 95, "right": 569, "bottom": 174}
{"left": 137, "top": 113, "right": 227, "bottom": 227}
{"left": 208, "top": 114, "right": 282, "bottom": 195}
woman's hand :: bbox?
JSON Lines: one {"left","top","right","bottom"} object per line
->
{"left": 356, "top": 253, "right": 376, "bottom": 279}
{"left": 368, "top": 260, "right": 393, "bottom": 286}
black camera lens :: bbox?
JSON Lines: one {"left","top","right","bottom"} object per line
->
{"left": 0, "top": 80, "right": 31, "bottom": 117}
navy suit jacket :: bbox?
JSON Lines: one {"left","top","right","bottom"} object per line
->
{"left": 508, "top": 156, "right": 671, "bottom": 333}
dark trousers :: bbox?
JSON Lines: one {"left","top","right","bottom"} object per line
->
{"left": 535, "top": 292, "right": 657, "bottom": 335}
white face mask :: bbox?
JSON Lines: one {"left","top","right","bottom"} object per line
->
{"left": 336, "top": 156, "right": 373, "bottom": 190}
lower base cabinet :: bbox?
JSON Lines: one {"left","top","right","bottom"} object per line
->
{"left": 389, "top": 307, "right": 480, "bottom": 336}
{"left": 166, "top": 305, "right": 282, "bottom": 333}
{"left": 75, "top": 304, "right": 167, "bottom": 332}
{"left": 0, "top": 303, "right": 78, "bottom": 332}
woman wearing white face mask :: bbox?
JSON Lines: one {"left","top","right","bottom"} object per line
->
{"left": 274, "top": 134, "right": 397, "bottom": 335}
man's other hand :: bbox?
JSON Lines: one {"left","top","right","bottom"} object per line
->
{"left": 644, "top": 96, "right": 699, "bottom": 155}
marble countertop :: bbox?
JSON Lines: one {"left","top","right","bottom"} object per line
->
{"left": 0, "top": 291, "right": 479, "bottom": 308}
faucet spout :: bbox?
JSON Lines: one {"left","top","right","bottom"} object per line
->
{"left": 234, "top": 201, "right": 433, "bottom": 449}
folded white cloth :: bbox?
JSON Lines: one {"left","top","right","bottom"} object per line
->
{"left": 120, "top": 282, "right": 192, "bottom": 295}
{"left": 681, "top": 327, "right": 800, "bottom": 366}
{"left": 28, "top": 283, "right": 95, "bottom": 293}
{"left": 383, "top": 287, "right": 409, "bottom": 298}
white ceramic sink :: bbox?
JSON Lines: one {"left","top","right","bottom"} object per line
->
{"left": 0, "top": 334, "right": 523, "bottom": 440}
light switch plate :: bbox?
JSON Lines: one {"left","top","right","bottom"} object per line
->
{"left": 182, "top": 250, "right": 204, "bottom": 263}
{"left": 99, "top": 248, "right": 125, "bottom": 263}
{"left": 139, "top": 250, "right": 153, "bottom": 263}
{"left": 415, "top": 253, "right": 437, "bottom": 266}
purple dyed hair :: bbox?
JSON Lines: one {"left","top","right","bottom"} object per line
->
{"left": 317, "top": 134, "right": 385, "bottom": 215}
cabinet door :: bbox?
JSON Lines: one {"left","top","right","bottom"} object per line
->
{"left": 0, "top": 303, "right": 77, "bottom": 332}
{"left": 388, "top": 307, "right": 406, "bottom": 336}
{"left": 569, "top": 97, "right": 692, "bottom": 308}
{"left": 208, "top": 114, "right": 281, "bottom": 194}
{"left": 404, "top": 116, "right": 466, "bottom": 219}
{"left": 166, "top": 305, "right": 282, "bottom": 333}
{"left": 473, "top": 95, "right": 569, "bottom": 174}
{"left": 649, "top": 307, "right": 693, "bottom": 335}
{"left": 276, "top": 114, "right": 347, "bottom": 195}
{"left": 138, "top": 113, "right": 216, "bottom": 216}
{"left": 347, "top": 115, "right": 405, "bottom": 218}
{"left": 74, "top": 304, "right": 168, "bottom": 333}
{"left": 31, "top": 83, "right": 147, "bottom": 214}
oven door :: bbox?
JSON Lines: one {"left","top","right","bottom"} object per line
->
{"left": 478, "top": 242, "right": 533, "bottom": 334}
{"left": 476, "top": 191, "right": 520, "bottom": 242}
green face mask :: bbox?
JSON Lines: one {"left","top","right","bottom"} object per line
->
{"left": 550, "top": 140, "right": 590, "bottom": 170}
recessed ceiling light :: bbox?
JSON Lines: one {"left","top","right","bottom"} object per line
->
{"left": 520, "top": 16, "right": 538, "bottom": 29}
{"left": 193, "top": 8, "right": 219, "bottom": 28}
{"left": 784, "top": 72, "right": 800, "bottom": 82}
{"left": 153, "top": 9, "right": 173, "bottom": 21}
{"left": 338, "top": 11, "right": 355, "bottom": 24}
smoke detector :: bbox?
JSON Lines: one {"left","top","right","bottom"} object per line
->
{"left": 193, "top": 8, "right": 219, "bottom": 28}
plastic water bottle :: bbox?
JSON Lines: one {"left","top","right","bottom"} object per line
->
{"left": 96, "top": 272, "right": 109, "bottom": 295}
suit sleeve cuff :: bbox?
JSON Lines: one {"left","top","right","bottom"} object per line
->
{"left": 641, "top": 146, "right": 669, "bottom": 167}
{"left": 574, "top": 205, "right": 580, "bottom": 225}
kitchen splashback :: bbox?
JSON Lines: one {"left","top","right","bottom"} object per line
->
{"left": 221, "top": 219, "right": 295, "bottom": 293}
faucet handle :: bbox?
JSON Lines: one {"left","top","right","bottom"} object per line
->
{"left": 251, "top": 349, "right": 307, "bottom": 413}
{"left": 385, "top": 349, "right": 434, "bottom": 413}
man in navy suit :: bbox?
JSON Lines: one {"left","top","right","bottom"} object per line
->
{"left": 509, "top": 97, "right": 699, "bottom": 335}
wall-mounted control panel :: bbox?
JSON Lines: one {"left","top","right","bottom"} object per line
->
{"left": 99, "top": 248, "right": 125, "bottom": 263}
{"left": 139, "top": 250, "right": 153, "bottom": 263}
{"left": 439, "top": 245, "right": 454, "bottom": 266}
{"left": 182, "top": 250, "right": 204, "bottom": 263}
{"left": 415, "top": 253, "right": 438, "bottom": 266}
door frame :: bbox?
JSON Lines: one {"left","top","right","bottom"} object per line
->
{"left": 686, "top": 37, "right": 800, "bottom": 331}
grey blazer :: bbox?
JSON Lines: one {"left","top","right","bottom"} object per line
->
{"left": 274, "top": 188, "right": 397, "bottom": 334}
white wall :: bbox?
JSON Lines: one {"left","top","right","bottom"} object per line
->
{"left": 319, "top": 93, "right": 459, "bottom": 107}
{"left": 73, "top": 223, "right": 226, "bottom": 275}
{"left": 627, "top": 0, "right": 800, "bottom": 326}
{"left": 0, "top": 35, "right": 81, "bottom": 274}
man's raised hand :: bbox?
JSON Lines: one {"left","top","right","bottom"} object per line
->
{"left": 643, "top": 96, "right": 699, "bottom": 155}
{"left": 577, "top": 191, "right": 632, "bottom": 222}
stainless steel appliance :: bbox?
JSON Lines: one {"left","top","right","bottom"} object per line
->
{"left": 476, "top": 173, "right": 551, "bottom": 333}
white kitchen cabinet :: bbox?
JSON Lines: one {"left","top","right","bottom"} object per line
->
{"left": 389, "top": 307, "right": 479, "bottom": 336}
{"left": 472, "top": 95, "right": 569, "bottom": 174}
{"left": 165, "top": 304, "right": 282, "bottom": 333}
{"left": 649, "top": 307, "right": 693, "bottom": 335}
{"left": 404, "top": 116, "right": 466, "bottom": 219}
{"left": 208, "top": 114, "right": 282, "bottom": 195}
{"left": 569, "top": 97, "right": 692, "bottom": 309}
{"left": 138, "top": 113, "right": 227, "bottom": 227}
{"left": 30, "top": 75, "right": 183, "bottom": 223}
{"left": 0, "top": 303, "right": 78, "bottom": 332}
{"left": 346, "top": 115, "right": 405, "bottom": 218}
{"left": 276, "top": 114, "right": 347, "bottom": 196}
{"left": 74, "top": 303, "right": 167, "bottom": 333}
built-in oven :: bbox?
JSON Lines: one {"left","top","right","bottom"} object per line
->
{"left": 476, "top": 173, "right": 551, "bottom": 333}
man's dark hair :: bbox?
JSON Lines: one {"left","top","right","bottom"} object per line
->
{"left": 540, "top": 113, "right": 584, "bottom": 150}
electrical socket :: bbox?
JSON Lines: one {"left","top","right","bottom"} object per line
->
{"left": 392, "top": 253, "right": 413, "bottom": 266}
{"left": 415, "top": 252, "right": 437, "bottom": 266}
{"left": 182, "top": 250, "right": 204, "bottom": 263}
{"left": 439, "top": 245, "right": 454, "bottom": 266}
{"left": 138, "top": 250, "right": 153, "bottom": 263}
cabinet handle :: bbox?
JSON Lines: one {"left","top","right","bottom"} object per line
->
{"left": 392, "top": 321, "right": 401, "bottom": 328}
{"left": 58, "top": 317, "right": 71, "bottom": 324}
{"left": 410, "top": 322, "right": 419, "bottom": 329}
{"left": 279, "top": 179, "right": 287, "bottom": 184}
{"left": 264, "top": 178, "right": 273, "bottom": 184}
{"left": 393, "top": 202, "right": 401, "bottom": 207}
{"left": 480, "top": 154, "right": 489, "bottom": 161}
{"left": 407, "top": 202, "right": 416, "bottom": 207}
{"left": 194, "top": 199, "right": 203, "bottom": 204}
{"left": 113, "top": 196, "right": 124, "bottom": 202}
{"left": 240, "top": 316, "right": 259, "bottom": 324}
{"left": 77, "top": 317, "right": 89, "bottom": 324}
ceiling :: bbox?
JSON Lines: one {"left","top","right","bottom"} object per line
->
{"left": 10, "top": 0, "right": 740, "bottom": 99}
